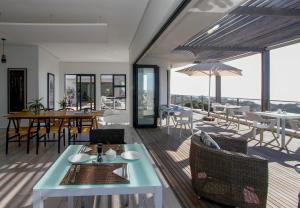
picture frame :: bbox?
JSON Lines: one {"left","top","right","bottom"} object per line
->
{"left": 47, "top": 73, "right": 55, "bottom": 110}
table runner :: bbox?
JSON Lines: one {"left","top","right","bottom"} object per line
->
{"left": 60, "top": 163, "right": 129, "bottom": 185}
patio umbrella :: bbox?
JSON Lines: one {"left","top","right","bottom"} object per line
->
{"left": 176, "top": 62, "right": 242, "bottom": 119}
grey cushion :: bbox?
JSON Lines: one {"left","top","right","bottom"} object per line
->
{"left": 195, "top": 130, "right": 220, "bottom": 150}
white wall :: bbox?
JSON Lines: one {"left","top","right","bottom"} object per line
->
{"left": 0, "top": 44, "right": 39, "bottom": 128}
{"left": 38, "top": 47, "right": 60, "bottom": 108}
{"left": 129, "top": 0, "right": 182, "bottom": 64}
{"left": 59, "top": 62, "right": 131, "bottom": 122}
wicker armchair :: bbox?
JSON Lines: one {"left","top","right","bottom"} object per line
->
{"left": 189, "top": 133, "right": 268, "bottom": 208}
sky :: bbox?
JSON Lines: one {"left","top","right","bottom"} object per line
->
{"left": 171, "top": 43, "right": 300, "bottom": 102}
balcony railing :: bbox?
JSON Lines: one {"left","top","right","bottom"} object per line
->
{"left": 170, "top": 94, "right": 300, "bottom": 113}
{"left": 170, "top": 94, "right": 300, "bottom": 136}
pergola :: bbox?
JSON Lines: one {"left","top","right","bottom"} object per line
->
{"left": 174, "top": 0, "right": 300, "bottom": 111}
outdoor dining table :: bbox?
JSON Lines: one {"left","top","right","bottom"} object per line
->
{"left": 255, "top": 111, "right": 300, "bottom": 149}
{"left": 159, "top": 105, "right": 192, "bottom": 134}
{"left": 32, "top": 143, "right": 162, "bottom": 208}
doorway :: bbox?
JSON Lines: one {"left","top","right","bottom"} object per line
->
{"left": 133, "top": 65, "right": 159, "bottom": 128}
{"left": 8, "top": 68, "right": 27, "bottom": 113}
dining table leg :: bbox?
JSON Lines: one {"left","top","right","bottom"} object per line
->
{"left": 281, "top": 118, "right": 286, "bottom": 149}
{"left": 159, "top": 111, "right": 162, "bottom": 128}
{"left": 167, "top": 114, "right": 170, "bottom": 135}
{"left": 32, "top": 192, "right": 44, "bottom": 208}
{"left": 138, "top": 194, "right": 146, "bottom": 208}
{"left": 154, "top": 188, "right": 163, "bottom": 208}
{"left": 276, "top": 118, "right": 280, "bottom": 137}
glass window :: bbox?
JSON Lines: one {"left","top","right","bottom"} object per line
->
{"left": 64, "top": 74, "right": 96, "bottom": 110}
{"left": 100, "top": 74, "right": 126, "bottom": 110}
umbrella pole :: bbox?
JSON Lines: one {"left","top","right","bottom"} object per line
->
{"left": 203, "top": 69, "right": 214, "bottom": 121}
{"left": 208, "top": 70, "right": 211, "bottom": 117}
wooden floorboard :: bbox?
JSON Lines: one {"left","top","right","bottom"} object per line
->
{"left": 137, "top": 114, "right": 300, "bottom": 208}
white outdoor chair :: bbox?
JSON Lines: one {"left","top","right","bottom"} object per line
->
{"left": 285, "top": 119, "right": 300, "bottom": 150}
{"left": 225, "top": 108, "right": 238, "bottom": 129}
{"left": 174, "top": 110, "right": 193, "bottom": 137}
{"left": 233, "top": 106, "right": 250, "bottom": 130}
{"left": 212, "top": 103, "right": 226, "bottom": 124}
{"left": 246, "top": 112, "right": 280, "bottom": 147}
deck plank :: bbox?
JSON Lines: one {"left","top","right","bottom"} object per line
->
{"left": 137, "top": 114, "right": 300, "bottom": 208}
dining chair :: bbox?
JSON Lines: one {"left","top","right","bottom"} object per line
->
{"left": 246, "top": 112, "right": 279, "bottom": 147}
{"left": 174, "top": 110, "right": 193, "bottom": 137}
{"left": 44, "top": 118, "right": 66, "bottom": 153}
{"left": 28, "top": 118, "right": 47, "bottom": 154}
{"left": 285, "top": 119, "right": 300, "bottom": 150}
{"left": 212, "top": 103, "right": 226, "bottom": 124}
{"left": 68, "top": 117, "right": 94, "bottom": 145}
{"left": 233, "top": 106, "right": 250, "bottom": 130}
{"left": 89, "top": 129, "right": 125, "bottom": 144}
{"left": 6, "top": 118, "right": 29, "bottom": 154}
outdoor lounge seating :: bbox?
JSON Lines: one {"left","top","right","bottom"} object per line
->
{"left": 189, "top": 132, "right": 268, "bottom": 207}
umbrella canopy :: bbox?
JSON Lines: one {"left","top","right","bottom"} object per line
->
{"left": 176, "top": 62, "right": 242, "bottom": 118}
{"left": 176, "top": 62, "right": 242, "bottom": 77}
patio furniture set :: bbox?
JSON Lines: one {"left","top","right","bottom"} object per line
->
{"left": 160, "top": 103, "right": 300, "bottom": 151}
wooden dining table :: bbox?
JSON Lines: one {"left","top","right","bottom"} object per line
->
{"left": 4, "top": 110, "right": 104, "bottom": 154}
{"left": 5, "top": 110, "right": 103, "bottom": 120}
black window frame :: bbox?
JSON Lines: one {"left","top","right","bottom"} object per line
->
{"left": 100, "top": 74, "right": 127, "bottom": 110}
{"left": 64, "top": 74, "right": 96, "bottom": 110}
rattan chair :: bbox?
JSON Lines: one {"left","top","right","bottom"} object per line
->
{"left": 189, "top": 133, "right": 268, "bottom": 208}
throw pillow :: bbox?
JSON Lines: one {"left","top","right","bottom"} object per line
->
{"left": 197, "top": 130, "right": 221, "bottom": 150}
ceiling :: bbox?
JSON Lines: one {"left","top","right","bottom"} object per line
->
{"left": 0, "top": 0, "right": 149, "bottom": 62}
{"left": 143, "top": 0, "right": 245, "bottom": 65}
{"left": 144, "top": 0, "right": 300, "bottom": 66}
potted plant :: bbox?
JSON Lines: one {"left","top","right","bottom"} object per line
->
{"left": 58, "top": 96, "right": 68, "bottom": 110}
{"left": 28, "top": 98, "right": 45, "bottom": 114}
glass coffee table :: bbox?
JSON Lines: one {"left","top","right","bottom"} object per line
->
{"left": 33, "top": 144, "right": 162, "bottom": 208}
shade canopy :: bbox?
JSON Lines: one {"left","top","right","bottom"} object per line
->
{"left": 176, "top": 62, "right": 242, "bottom": 118}
{"left": 176, "top": 62, "right": 242, "bottom": 77}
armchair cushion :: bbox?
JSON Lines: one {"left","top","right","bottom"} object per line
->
{"left": 195, "top": 130, "right": 220, "bottom": 150}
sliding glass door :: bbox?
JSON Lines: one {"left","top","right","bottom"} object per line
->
{"left": 133, "top": 65, "right": 159, "bottom": 128}
{"left": 65, "top": 74, "right": 96, "bottom": 110}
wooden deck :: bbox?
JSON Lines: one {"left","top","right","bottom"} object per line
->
{"left": 137, "top": 114, "right": 300, "bottom": 208}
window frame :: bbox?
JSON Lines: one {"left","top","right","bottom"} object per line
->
{"left": 100, "top": 74, "right": 127, "bottom": 110}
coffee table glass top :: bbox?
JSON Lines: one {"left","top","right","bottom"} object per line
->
{"left": 33, "top": 144, "right": 161, "bottom": 190}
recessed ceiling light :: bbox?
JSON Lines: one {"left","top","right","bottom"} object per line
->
{"left": 207, "top": 24, "right": 220, "bottom": 35}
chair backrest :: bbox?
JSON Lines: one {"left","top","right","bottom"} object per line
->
{"left": 289, "top": 120, "right": 300, "bottom": 131}
{"left": 239, "top": 106, "right": 250, "bottom": 113}
{"left": 90, "top": 129, "right": 125, "bottom": 144}
{"left": 246, "top": 112, "right": 265, "bottom": 123}
{"left": 178, "top": 110, "right": 193, "bottom": 122}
